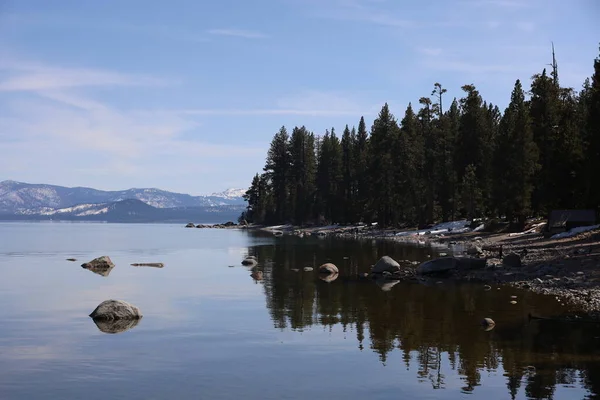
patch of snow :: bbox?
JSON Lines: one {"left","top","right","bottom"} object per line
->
{"left": 551, "top": 224, "right": 600, "bottom": 239}
{"left": 395, "top": 220, "right": 470, "bottom": 237}
{"left": 210, "top": 188, "right": 246, "bottom": 199}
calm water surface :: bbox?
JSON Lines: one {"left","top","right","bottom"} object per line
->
{"left": 1, "top": 222, "right": 599, "bottom": 400}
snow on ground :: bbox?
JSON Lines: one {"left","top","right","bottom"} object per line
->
{"left": 395, "top": 220, "right": 471, "bottom": 237}
{"left": 551, "top": 224, "right": 600, "bottom": 239}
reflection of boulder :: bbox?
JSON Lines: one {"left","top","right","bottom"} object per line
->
{"left": 92, "top": 318, "right": 142, "bottom": 334}
{"left": 131, "top": 263, "right": 164, "bottom": 268}
{"left": 319, "top": 272, "right": 339, "bottom": 283}
{"left": 251, "top": 270, "right": 264, "bottom": 281}
{"left": 375, "top": 279, "right": 401, "bottom": 292}
{"left": 89, "top": 299, "right": 142, "bottom": 320}
{"left": 318, "top": 263, "right": 339, "bottom": 275}
{"left": 81, "top": 256, "right": 115, "bottom": 277}
{"left": 242, "top": 257, "right": 258, "bottom": 266}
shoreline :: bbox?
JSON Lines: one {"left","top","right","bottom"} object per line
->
{"left": 251, "top": 221, "right": 600, "bottom": 314}
{"left": 196, "top": 220, "right": 600, "bottom": 315}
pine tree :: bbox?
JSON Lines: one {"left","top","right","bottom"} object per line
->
{"left": 369, "top": 104, "right": 400, "bottom": 226}
{"left": 316, "top": 129, "right": 343, "bottom": 223}
{"left": 354, "top": 116, "right": 370, "bottom": 222}
{"left": 341, "top": 125, "right": 356, "bottom": 223}
{"left": 498, "top": 79, "right": 539, "bottom": 226}
{"left": 585, "top": 45, "right": 600, "bottom": 213}
{"left": 529, "top": 69, "right": 560, "bottom": 215}
{"left": 456, "top": 85, "right": 490, "bottom": 218}
{"left": 264, "top": 126, "right": 291, "bottom": 223}
{"left": 289, "top": 126, "right": 317, "bottom": 225}
{"left": 418, "top": 96, "right": 437, "bottom": 225}
{"left": 397, "top": 103, "right": 423, "bottom": 225}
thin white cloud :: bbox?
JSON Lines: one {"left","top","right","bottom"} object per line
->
{"left": 461, "top": 0, "right": 532, "bottom": 8}
{"left": 516, "top": 21, "right": 535, "bottom": 32}
{"left": 0, "top": 58, "right": 173, "bottom": 92}
{"left": 207, "top": 29, "right": 267, "bottom": 39}
{"left": 417, "top": 47, "right": 443, "bottom": 57}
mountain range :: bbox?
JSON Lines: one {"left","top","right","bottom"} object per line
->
{"left": 0, "top": 180, "right": 247, "bottom": 223}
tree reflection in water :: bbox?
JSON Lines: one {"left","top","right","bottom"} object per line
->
{"left": 248, "top": 234, "right": 600, "bottom": 400}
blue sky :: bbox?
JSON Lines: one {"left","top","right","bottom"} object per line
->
{"left": 0, "top": 0, "right": 598, "bottom": 195}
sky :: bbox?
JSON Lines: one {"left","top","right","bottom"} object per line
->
{"left": 0, "top": 0, "right": 598, "bottom": 195}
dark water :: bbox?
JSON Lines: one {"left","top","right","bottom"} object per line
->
{"left": 0, "top": 223, "right": 599, "bottom": 400}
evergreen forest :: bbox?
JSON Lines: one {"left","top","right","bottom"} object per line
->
{"left": 241, "top": 46, "right": 600, "bottom": 228}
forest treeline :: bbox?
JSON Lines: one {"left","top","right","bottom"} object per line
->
{"left": 241, "top": 46, "right": 600, "bottom": 228}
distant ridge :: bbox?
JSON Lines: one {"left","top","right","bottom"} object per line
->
{"left": 0, "top": 180, "right": 247, "bottom": 214}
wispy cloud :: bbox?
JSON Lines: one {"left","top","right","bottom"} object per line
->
{"left": 516, "top": 21, "right": 535, "bottom": 32}
{"left": 207, "top": 29, "right": 267, "bottom": 39}
{"left": 460, "top": 0, "right": 532, "bottom": 8}
{"left": 0, "top": 58, "right": 173, "bottom": 92}
{"left": 417, "top": 47, "right": 443, "bottom": 56}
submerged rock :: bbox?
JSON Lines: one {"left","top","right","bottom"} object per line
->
{"left": 89, "top": 300, "right": 142, "bottom": 321}
{"left": 66, "top": 258, "right": 77, "bottom": 262}
{"left": 81, "top": 256, "right": 115, "bottom": 277}
{"left": 372, "top": 256, "right": 401, "bottom": 274}
{"left": 417, "top": 257, "right": 458, "bottom": 275}
{"left": 318, "top": 263, "right": 339, "bottom": 275}
{"left": 303, "top": 267, "right": 314, "bottom": 272}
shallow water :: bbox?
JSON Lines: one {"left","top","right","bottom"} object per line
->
{"left": 0, "top": 222, "right": 599, "bottom": 400}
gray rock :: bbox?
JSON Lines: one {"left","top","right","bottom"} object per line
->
{"left": 503, "top": 253, "right": 522, "bottom": 268}
{"left": 81, "top": 256, "right": 115, "bottom": 277}
{"left": 467, "top": 245, "right": 483, "bottom": 255}
{"left": 185, "top": 223, "right": 195, "bottom": 228}
{"left": 372, "top": 256, "right": 401, "bottom": 274}
{"left": 318, "top": 263, "right": 339, "bottom": 275}
{"left": 89, "top": 300, "right": 142, "bottom": 321}
{"left": 417, "top": 257, "right": 458, "bottom": 275}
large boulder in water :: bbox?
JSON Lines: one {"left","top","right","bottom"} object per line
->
{"left": 416, "top": 257, "right": 458, "bottom": 275}
{"left": 81, "top": 256, "right": 115, "bottom": 277}
{"left": 89, "top": 299, "right": 142, "bottom": 321}
{"left": 318, "top": 263, "right": 339, "bottom": 275}
{"left": 372, "top": 256, "right": 401, "bottom": 274}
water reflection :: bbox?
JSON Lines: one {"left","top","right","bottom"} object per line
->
{"left": 249, "top": 234, "right": 600, "bottom": 399}
{"left": 91, "top": 317, "right": 142, "bottom": 334}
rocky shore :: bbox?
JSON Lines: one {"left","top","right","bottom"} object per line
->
{"left": 187, "top": 218, "right": 600, "bottom": 314}
{"left": 250, "top": 220, "right": 600, "bottom": 314}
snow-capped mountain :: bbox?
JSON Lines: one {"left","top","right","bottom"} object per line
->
{"left": 0, "top": 180, "right": 247, "bottom": 214}
{"left": 210, "top": 188, "right": 247, "bottom": 199}
{"left": 6, "top": 198, "right": 245, "bottom": 223}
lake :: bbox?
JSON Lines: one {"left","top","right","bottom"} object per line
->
{"left": 1, "top": 222, "right": 599, "bottom": 400}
